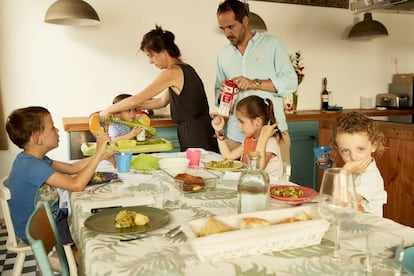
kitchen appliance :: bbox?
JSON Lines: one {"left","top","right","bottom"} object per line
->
{"left": 376, "top": 93, "right": 405, "bottom": 108}
{"left": 389, "top": 82, "right": 413, "bottom": 108}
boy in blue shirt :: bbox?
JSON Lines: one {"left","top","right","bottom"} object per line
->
{"left": 5, "top": 106, "right": 115, "bottom": 244}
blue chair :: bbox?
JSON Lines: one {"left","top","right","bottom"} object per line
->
{"left": 25, "top": 200, "right": 78, "bottom": 276}
{"left": 0, "top": 177, "right": 33, "bottom": 276}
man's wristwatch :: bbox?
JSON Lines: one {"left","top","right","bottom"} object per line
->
{"left": 254, "top": 79, "right": 262, "bottom": 90}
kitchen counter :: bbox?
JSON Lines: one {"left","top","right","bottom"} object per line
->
{"left": 62, "top": 108, "right": 414, "bottom": 132}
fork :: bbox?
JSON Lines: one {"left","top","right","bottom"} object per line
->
{"left": 120, "top": 225, "right": 181, "bottom": 242}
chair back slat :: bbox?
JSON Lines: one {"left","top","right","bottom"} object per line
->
{"left": 26, "top": 201, "right": 70, "bottom": 276}
{"left": 0, "top": 177, "right": 19, "bottom": 247}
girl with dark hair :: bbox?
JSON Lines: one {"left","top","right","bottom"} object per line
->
{"left": 101, "top": 25, "right": 218, "bottom": 153}
{"left": 211, "top": 95, "right": 283, "bottom": 178}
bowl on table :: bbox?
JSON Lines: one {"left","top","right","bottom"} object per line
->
{"left": 117, "top": 140, "right": 137, "bottom": 148}
{"left": 159, "top": 157, "right": 189, "bottom": 176}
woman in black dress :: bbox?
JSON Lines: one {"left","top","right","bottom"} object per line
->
{"left": 101, "top": 25, "right": 218, "bottom": 152}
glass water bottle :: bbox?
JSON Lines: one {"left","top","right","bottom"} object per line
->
{"left": 237, "top": 151, "right": 270, "bottom": 213}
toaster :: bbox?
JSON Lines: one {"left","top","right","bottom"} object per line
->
{"left": 376, "top": 93, "right": 399, "bottom": 108}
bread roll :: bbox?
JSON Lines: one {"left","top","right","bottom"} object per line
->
{"left": 199, "top": 217, "right": 233, "bottom": 237}
{"left": 239, "top": 217, "right": 271, "bottom": 229}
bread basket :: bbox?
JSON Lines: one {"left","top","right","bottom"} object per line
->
{"left": 181, "top": 206, "right": 329, "bottom": 262}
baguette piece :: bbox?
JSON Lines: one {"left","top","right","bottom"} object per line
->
{"left": 199, "top": 217, "right": 233, "bottom": 237}
{"left": 239, "top": 217, "right": 271, "bottom": 229}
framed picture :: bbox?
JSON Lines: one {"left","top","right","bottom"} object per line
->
{"left": 254, "top": 0, "right": 349, "bottom": 9}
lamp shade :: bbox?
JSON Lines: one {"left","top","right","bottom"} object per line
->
{"left": 244, "top": 1, "right": 267, "bottom": 32}
{"left": 248, "top": 11, "right": 267, "bottom": 32}
{"left": 44, "top": 0, "right": 100, "bottom": 26}
{"left": 348, "top": 13, "right": 388, "bottom": 38}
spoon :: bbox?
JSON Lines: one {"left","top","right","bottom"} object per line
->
{"left": 120, "top": 225, "right": 182, "bottom": 242}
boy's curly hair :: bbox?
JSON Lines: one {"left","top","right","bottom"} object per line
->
{"left": 330, "top": 112, "right": 386, "bottom": 157}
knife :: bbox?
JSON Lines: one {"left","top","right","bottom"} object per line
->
{"left": 91, "top": 205, "right": 122, "bottom": 213}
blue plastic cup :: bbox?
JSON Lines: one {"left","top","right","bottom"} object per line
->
{"left": 314, "top": 146, "right": 332, "bottom": 169}
{"left": 115, "top": 152, "right": 132, "bottom": 173}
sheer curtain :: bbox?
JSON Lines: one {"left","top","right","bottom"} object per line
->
{"left": 0, "top": 89, "right": 8, "bottom": 150}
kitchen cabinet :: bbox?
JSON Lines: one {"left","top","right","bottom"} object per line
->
{"left": 288, "top": 121, "right": 319, "bottom": 190}
{"left": 319, "top": 119, "right": 414, "bottom": 228}
{"left": 154, "top": 126, "right": 180, "bottom": 152}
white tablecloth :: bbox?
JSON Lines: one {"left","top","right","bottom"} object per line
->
{"left": 69, "top": 151, "right": 414, "bottom": 276}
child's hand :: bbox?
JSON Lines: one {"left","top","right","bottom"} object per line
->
{"left": 343, "top": 156, "right": 372, "bottom": 174}
{"left": 259, "top": 123, "right": 278, "bottom": 140}
{"left": 130, "top": 126, "right": 141, "bottom": 137}
{"left": 95, "top": 133, "right": 110, "bottom": 155}
{"left": 212, "top": 115, "right": 225, "bottom": 131}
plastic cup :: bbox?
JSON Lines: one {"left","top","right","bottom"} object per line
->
{"left": 162, "top": 180, "right": 183, "bottom": 211}
{"left": 365, "top": 232, "right": 404, "bottom": 275}
{"left": 313, "top": 146, "right": 332, "bottom": 169}
{"left": 186, "top": 148, "right": 202, "bottom": 168}
{"left": 115, "top": 152, "right": 132, "bottom": 173}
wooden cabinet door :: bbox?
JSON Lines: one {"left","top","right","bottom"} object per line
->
{"left": 376, "top": 136, "right": 414, "bottom": 227}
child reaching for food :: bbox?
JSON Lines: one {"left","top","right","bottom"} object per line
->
{"left": 108, "top": 94, "right": 149, "bottom": 143}
{"left": 5, "top": 106, "right": 116, "bottom": 245}
{"left": 211, "top": 95, "right": 283, "bottom": 179}
{"left": 330, "top": 112, "right": 387, "bottom": 216}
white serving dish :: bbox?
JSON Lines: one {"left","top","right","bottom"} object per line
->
{"left": 182, "top": 206, "right": 329, "bottom": 262}
{"left": 158, "top": 157, "right": 189, "bottom": 176}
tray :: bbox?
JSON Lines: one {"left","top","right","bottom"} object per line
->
{"left": 181, "top": 206, "right": 329, "bottom": 262}
{"left": 81, "top": 138, "right": 173, "bottom": 156}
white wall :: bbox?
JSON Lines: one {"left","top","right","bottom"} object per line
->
{"left": 0, "top": 0, "right": 413, "bottom": 178}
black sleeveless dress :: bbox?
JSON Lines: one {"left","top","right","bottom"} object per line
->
{"left": 168, "top": 64, "right": 219, "bottom": 153}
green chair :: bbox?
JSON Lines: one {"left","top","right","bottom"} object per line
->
{"left": 25, "top": 200, "right": 78, "bottom": 276}
{"left": 0, "top": 177, "right": 33, "bottom": 276}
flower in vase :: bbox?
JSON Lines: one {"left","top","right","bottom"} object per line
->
{"left": 290, "top": 51, "right": 305, "bottom": 88}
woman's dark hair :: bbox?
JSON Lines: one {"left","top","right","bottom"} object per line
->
{"left": 236, "top": 95, "right": 282, "bottom": 140}
{"left": 6, "top": 106, "right": 50, "bottom": 149}
{"left": 112, "top": 93, "right": 132, "bottom": 104}
{"left": 217, "top": 0, "right": 248, "bottom": 23}
{"left": 140, "top": 25, "right": 181, "bottom": 59}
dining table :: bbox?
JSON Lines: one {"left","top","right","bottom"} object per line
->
{"left": 68, "top": 151, "right": 414, "bottom": 276}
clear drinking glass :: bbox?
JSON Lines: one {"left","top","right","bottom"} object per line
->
{"left": 318, "top": 168, "right": 358, "bottom": 265}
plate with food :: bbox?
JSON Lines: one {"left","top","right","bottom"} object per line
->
{"left": 174, "top": 173, "right": 206, "bottom": 193}
{"left": 88, "top": 172, "right": 118, "bottom": 185}
{"left": 270, "top": 185, "right": 318, "bottom": 204}
{"left": 204, "top": 159, "right": 244, "bottom": 172}
{"left": 84, "top": 206, "right": 169, "bottom": 234}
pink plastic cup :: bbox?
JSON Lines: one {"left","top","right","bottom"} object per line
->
{"left": 186, "top": 148, "right": 202, "bottom": 168}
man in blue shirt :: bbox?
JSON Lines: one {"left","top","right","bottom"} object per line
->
{"left": 215, "top": 0, "right": 297, "bottom": 165}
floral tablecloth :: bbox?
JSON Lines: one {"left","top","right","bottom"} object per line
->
{"left": 69, "top": 152, "right": 414, "bottom": 276}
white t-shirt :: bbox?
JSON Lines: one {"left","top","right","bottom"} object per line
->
{"left": 354, "top": 159, "right": 387, "bottom": 217}
{"left": 264, "top": 137, "right": 283, "bottom": 179}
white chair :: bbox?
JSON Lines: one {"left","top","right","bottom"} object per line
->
{"left": 0, "top": 177, "right": 33, "bottom": 276}
{"left": 26, "top": 200, "right": 78, "bottom": 276}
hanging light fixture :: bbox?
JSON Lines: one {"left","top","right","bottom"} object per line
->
{"left": 348, "top": 13, "right": 388, "bottom": 38}
{"left": 44, "top": 0, "right": 100, "bottom": 26}
{"left": 244, "top": 0, "right": 267, "bottom": 32}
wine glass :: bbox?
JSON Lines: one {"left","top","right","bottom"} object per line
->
{"left": 318, "top": 168, "right": 358, "bottom": 265}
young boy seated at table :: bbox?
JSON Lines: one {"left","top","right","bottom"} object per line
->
{"left": 108, "top": 93, "right": 151, "bottom": 143}
{"left": 5, "top": 106, "right": 116, "bottom": 246}
{"left": 330, "top": 112, "right": 387, "bottom": 216}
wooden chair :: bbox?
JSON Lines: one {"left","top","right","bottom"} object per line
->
{"left": 25, "top": 200, "right": 78, "bottom": 276}
{"left": 0, "top": 177, "right": 33, "bottom": 276}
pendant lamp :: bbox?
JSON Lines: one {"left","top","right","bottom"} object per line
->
{"left": 348, "top": 13, "right": 388, "bottom": 38}
{"left": 244, "top": 1, "right": 267, "bottom": 32}
{"left": 44, "top": 0, "right": 100, "bottom": 26}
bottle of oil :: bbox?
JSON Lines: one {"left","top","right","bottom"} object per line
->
{"left": 321, "top": 77, "right": 329, "bottom": 110}
{"left": 237, "top": 151, "right": 269, "bottom": 213}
